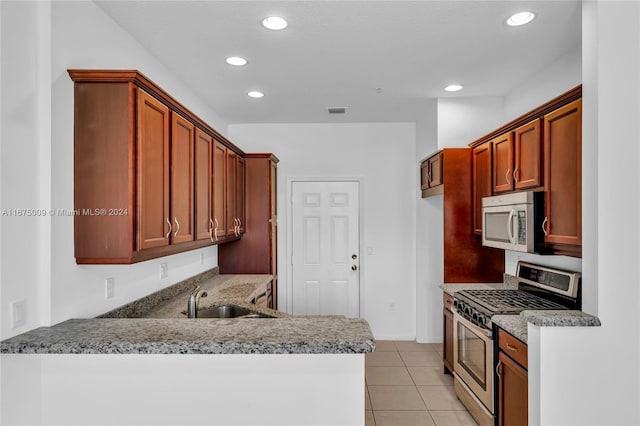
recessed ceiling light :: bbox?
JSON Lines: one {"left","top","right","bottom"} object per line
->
{"left": 248, "top": 91, "right": 264, "bottom": 98}
{"left": 226, "top": 56, "right": 247, "bottom": 66}
{"left": 506, "top": 11, "right": 536, "bottom": 27}
{"left": 444, "top": 84, "right": 464, "bottom": 92}
{"left": 262, "top": 16, "right": 288, "bottom": 30}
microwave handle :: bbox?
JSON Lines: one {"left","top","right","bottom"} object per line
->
{"left": 507, "top": 209, "right": 517, "bottom": 243}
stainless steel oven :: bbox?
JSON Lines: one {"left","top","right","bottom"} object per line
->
{"left": 453, "top": 310, "right": 494, "bottom": 426}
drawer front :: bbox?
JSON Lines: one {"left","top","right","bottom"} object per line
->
{"left": 443, "top": 292, "right": 454, "bottom": 311}
{"left": 498, "top": 328, "right": 528, "bottom": 368}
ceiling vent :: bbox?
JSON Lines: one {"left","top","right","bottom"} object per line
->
{"left": 327, "top": 107, "right": 347, "bottom": 114}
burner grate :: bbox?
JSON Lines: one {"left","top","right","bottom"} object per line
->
{"left": 458, "top": 289, "right": 567, "bottom": 314}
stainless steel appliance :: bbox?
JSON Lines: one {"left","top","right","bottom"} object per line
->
{"left": 452, "top": 262, "right": 581, "bottom": 426}
{"left": 481, "top": 191, "right": 542, "bottom": 253}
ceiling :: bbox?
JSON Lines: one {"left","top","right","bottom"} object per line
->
{"left": 95, "top": 1, "right": 581, "bottom": 124}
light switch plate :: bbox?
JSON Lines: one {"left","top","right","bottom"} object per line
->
{"left": 10, "top": 299, "right": 26, "bottom": 328}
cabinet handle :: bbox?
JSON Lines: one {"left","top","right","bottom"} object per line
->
{"left": 496, "top": 360, "right": 502, "bottom": 380}
{"left": 542, "top": 217, "right": 548, "bottom": 236}
{"left": 505, "top": 168, "right": 511, "bottom": 185}
{"left": 174, "top": 217, "right": 180, "bottom": 237}
{"left": 209, "top": 218, "right": 214, "bottom": 242}
{"left": 427, "top": 171, "right": 432, "bottom": 183}
{"left": 237, "top": 218, "right": 242, "bottom": 231}
{"left": 213, "top": 218, "right": 219, "bottom": 242}
{"left": 165, "top": 217, "right": 172, "bottom": 239}
{"left": 506, "top": 344, "right": 518, "bottom": 353}
{"left": 513, "top": 167, "right": 519, "bottom": 183}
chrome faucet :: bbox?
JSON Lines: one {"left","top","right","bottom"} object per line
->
{"left": 187, "top": 286, "right": 208, "bottom": 318}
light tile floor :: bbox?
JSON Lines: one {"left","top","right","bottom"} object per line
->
{"left": 365, "top": 340, "right": 477, "bottom": 426}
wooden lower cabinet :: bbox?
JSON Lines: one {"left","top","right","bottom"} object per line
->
{"left": 497, "top": 329, "right": 528, "bottom": 426}
{"left": 442, "top": 293, "right": 454, "bottom": 374}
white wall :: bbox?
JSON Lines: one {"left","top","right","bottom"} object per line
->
{"left": 1, "top": 1, "right": 230, "bottom": 339}
{"left": 437, "top": 97, "right": 504, "bottom": 148}
{"left": 415, "top": 99, "right": 442, "bottom": 343}
{"left": 229, "top": 123, "right": 416, "bottom": 340}
{"left": 528, "top": 2, "right": 640, "bottom": 424}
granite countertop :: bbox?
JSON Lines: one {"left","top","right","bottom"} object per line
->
{"left": 493, "top": 310, "right": 602, "bottom": 343}
{"left": 0, "top": 317, "right": 374, "bottom": 354}
{"left": 1, "top": 268, "right": 375, "bottom": 355}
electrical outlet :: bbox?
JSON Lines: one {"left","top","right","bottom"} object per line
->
{"left": 160, "top": 262, "right": 169, "bottom": 279}
{"left": 10, "top": 299, "right": 26, "bottom": 328}
{"left": 105, "top": 277, "right": 115, "bottom": 299}
{"left": 199, "top": 252, "right": 204, "bottom": 264}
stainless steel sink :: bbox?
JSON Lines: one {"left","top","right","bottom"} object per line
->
{"left": 193, "top": 304, "right": 273, "bottom": 318}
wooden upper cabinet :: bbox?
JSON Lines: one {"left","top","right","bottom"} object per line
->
{"left": 137, "top": 89, "right": 171, "bottom": 251}
{"left": 472, "top": 142, "right": 492, "bottom": 235}
{"left": 237, "top": 157, "right": 246, "bottom": 234}
{"left": 514, "top": 119, "right": 542, "bottom": 190}
{"left": 69, "top": 69, "right": 248, "bottom": 264}
{"left": 226, "top": 150, "right": 238, "bottom": 236}
{"left": 492, "top": 132, "right": 514, "bottom": 194}
{"left": 195, "top": 129, "right": 213, "bottom": 242}
{"left": 421, "top": 151, "right": 444, "bottom": 197}
{"left": 543, "top": 98, "right": 582, "bottom": 248}
{"left": 213, "top": 140, "right": 227, "bottom": 241}
{"left": 170, "top": 113, "right": 195, "bottom": 245}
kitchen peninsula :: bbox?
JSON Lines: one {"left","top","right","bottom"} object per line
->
{"left": 1, "top": 269, "right": 375, "bottom": 426}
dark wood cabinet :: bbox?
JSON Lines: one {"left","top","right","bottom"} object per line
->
{"left": 213, "top": 140, "right": 227, "bottom": 241}
{"left": 425, "top": 149, "right": 504, "bottom": 282}
{"left": 472, "top": 142, "right": 492, "bottom": 236}
{"left": 497, "top": 328, "right": 528, "bottom": 426}
{"left": 442, "top": 293, "right": 454, "bottom": 374}
{"left": 514, "top": 118, "right": 542, "bottom": 191}
{"left": 543, "top": 99, "right": 582, "bottom": 254}
{"left": 137, "top": 88, "right": 171, "bottom": 251}
{"left": 69, "top": 69, "right": 247, "bottom": 264}
{"left": 492, "top": 132, "right": 514, "bottom": 194}
{"left": 195, "top": 129, "right": 213, "bottom": 241}
{"left": 492, "top": 120, "right": 542, "bottom": 194}
{"left": 468, "top": 85, "right": 581, "bottom": 257}
{"left": 421, "top": 151, "right": 443, "bottom": 197}
{"left": 170, "top": 112, "right": 195, "bottom": 245}
{"left": 219, "top": 154, "right": 279, "bottom": 309}
{"left": 225, "top": 150, "right": 238, "bottom": 237}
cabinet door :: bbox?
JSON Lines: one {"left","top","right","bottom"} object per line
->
{"left": 213, "top": 140, "right": 227, "bottom": 240}
{"left": 270, "top": 160, "right": 278, "bottom": 309}
{"left": 420, "top": 161, "right": 430, "bottom": 190}
{"left": 543, "top": 99, "right": 582, "bottom": 246}
{"left": 443, "top": 307, "right": 454, "bottom": 374}
{"left": 429, "top": 152, "right": 443, "bottom": 187}
{"left": 514, "top": 119, "right": 542, "bottom": 190}
{"left": 492, "top": 133, "right": 514, "bottom": 194}
{"left": 472, "top": 142, "right": 492, "bottom": 235}
{"left": 170, "top": 113, "right": 195, "bottom": 244}
{"left": 226, "top": 150, "right": 238, "bottom": 236}
{"left": 137, "top": 89, "right": 170, "bottom": 250}
{"left": 498, "top": 351, "right": 528, "bottom": 426}
{"left": 237, "top": 157, "right": 246, "bottom": 234}
{"left": 195, "top": 129, "right": 213, "bottom": 241}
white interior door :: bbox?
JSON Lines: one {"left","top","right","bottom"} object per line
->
{"left": 291, "top": 181, "right": 360, "bottom": 317}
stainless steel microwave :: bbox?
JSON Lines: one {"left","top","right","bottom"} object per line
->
{"left": 481, "top": 191, "right": 541, "bottom": 253}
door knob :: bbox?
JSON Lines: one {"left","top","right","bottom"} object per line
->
{"left": 352, "top": 254, "right": 357, "bottom": 259}
{"left": 351, "top": 265, "right": 358, "bottom": 271}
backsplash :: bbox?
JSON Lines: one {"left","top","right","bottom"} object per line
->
{"left": 98, "top": 267, "right": 219, "bottom": 318}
